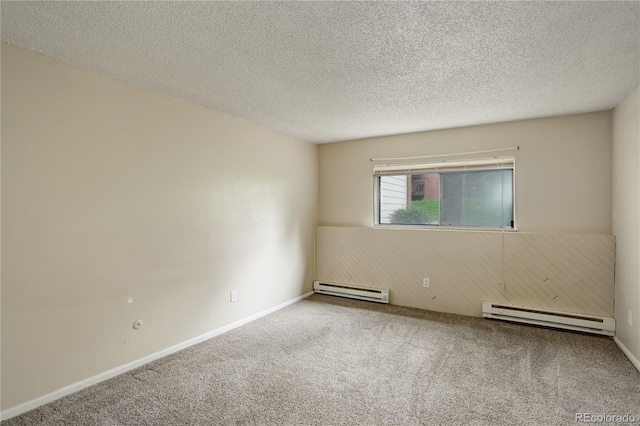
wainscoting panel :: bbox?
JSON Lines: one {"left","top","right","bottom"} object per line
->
{"left": 315, "top": 227, "right": 615, "bottom": 317}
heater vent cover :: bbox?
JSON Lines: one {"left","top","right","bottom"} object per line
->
{"left": 482, "top": 302, "right": 615, "bottom": 336}
{"left": 313, "top": 281, "right": 389, "bottom": 304}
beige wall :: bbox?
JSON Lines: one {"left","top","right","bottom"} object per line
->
{"left": 0, "top": 43, "right": 318, "bottom": 410}
{"left": 612, "top": 85, "right": 640, "bottom": 363}
{"left": 319, "top": 111, "right": 612, "bottom": 234}
{"left": 316, "top": 109, "right": 615, "bottom": 324}
{"left": 0, "top": 41, "right": 3, "bottom": 409}
{"left": 317, "top": 227, "right": 614, "bottom": 318}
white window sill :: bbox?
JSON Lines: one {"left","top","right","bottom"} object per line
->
{"left": 370, "top": 224, "right": 518, "bottom": 232}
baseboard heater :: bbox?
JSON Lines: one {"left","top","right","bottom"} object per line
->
{"left": 313, "top": 281, "right": 389, "bottom": 304}
{"left": 482, "top": 302, "right": 615, "bottom": 336}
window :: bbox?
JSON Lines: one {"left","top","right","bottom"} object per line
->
{"left": 375, "top": 158, "right": 514, "bottom": 228}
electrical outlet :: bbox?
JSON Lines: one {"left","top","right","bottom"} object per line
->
{"left": 230, "top": 290, "right": 237, "bottom": 303}
{"left": 629, "top": 310, "right": 633, "bottom": 327}
{"left": 423, "top": 278, "right": 430, "bottom": 288}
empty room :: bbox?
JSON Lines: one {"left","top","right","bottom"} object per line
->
{"left": 1, "top": 1, "right": 639, "bottom": 425}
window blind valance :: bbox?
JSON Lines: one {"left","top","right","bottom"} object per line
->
{"left": 373, "top": 156, "right": 515, "bottom": 176}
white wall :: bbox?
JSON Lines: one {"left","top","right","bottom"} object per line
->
{"left": 0, "top": 43, "right": 318, "bottom": 411}
{"left": 612, "top": 85, "right": 640, "bottom": 366}
{"left": 319, "top": 112, "right": 612, "bottom": 234}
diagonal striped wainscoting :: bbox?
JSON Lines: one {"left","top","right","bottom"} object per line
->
{"left": 315, "top": 227, "right": 615, "bottom": 317}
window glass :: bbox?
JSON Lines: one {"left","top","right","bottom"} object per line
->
{"left": 378, "top": 168, "right": 513, "bottom": 228}
{"left": 441, "top": 169, "right": 512, "bottom": 227}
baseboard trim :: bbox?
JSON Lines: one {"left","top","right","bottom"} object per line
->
{"left": 0, "top": 291, "right": 314, "bottom": 421}
{"left": 614, "top": 336, "right": 640, "bottom": 373}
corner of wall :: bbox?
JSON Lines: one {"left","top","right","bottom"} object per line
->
{"left": 612, "top": 84, "right": 640, "bottom": 371}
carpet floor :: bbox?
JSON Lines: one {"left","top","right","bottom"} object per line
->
{"left": 4, "top": 294, "right": 640, "bottom": 425}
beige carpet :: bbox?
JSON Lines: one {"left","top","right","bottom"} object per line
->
{"left": 4, "top": 294, "right": 640, "bottom": 425}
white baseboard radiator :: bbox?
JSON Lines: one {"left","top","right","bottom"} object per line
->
{"left": 482, "top": 302, "right": 615, "bottom": 336}
{"left": 313, "top": 281, "right": 389, "bottom": 304}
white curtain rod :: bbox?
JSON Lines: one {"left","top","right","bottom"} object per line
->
{"left": 369, "top": 146, "right": 520, "bottom": 162}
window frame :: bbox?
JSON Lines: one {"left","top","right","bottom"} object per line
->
{"left": 373, "top": 157, "right": 516, "bottom": 230}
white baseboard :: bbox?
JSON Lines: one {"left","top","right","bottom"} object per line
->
{"left": 614, "top": 336, "right": 640, "bottom": 373}
{"left": 0, "top": 291, "right": 314, "bottom": 421}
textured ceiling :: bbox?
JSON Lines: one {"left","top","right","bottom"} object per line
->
{"left": 1, "top": 1, "right": 639, "bottom": 143}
